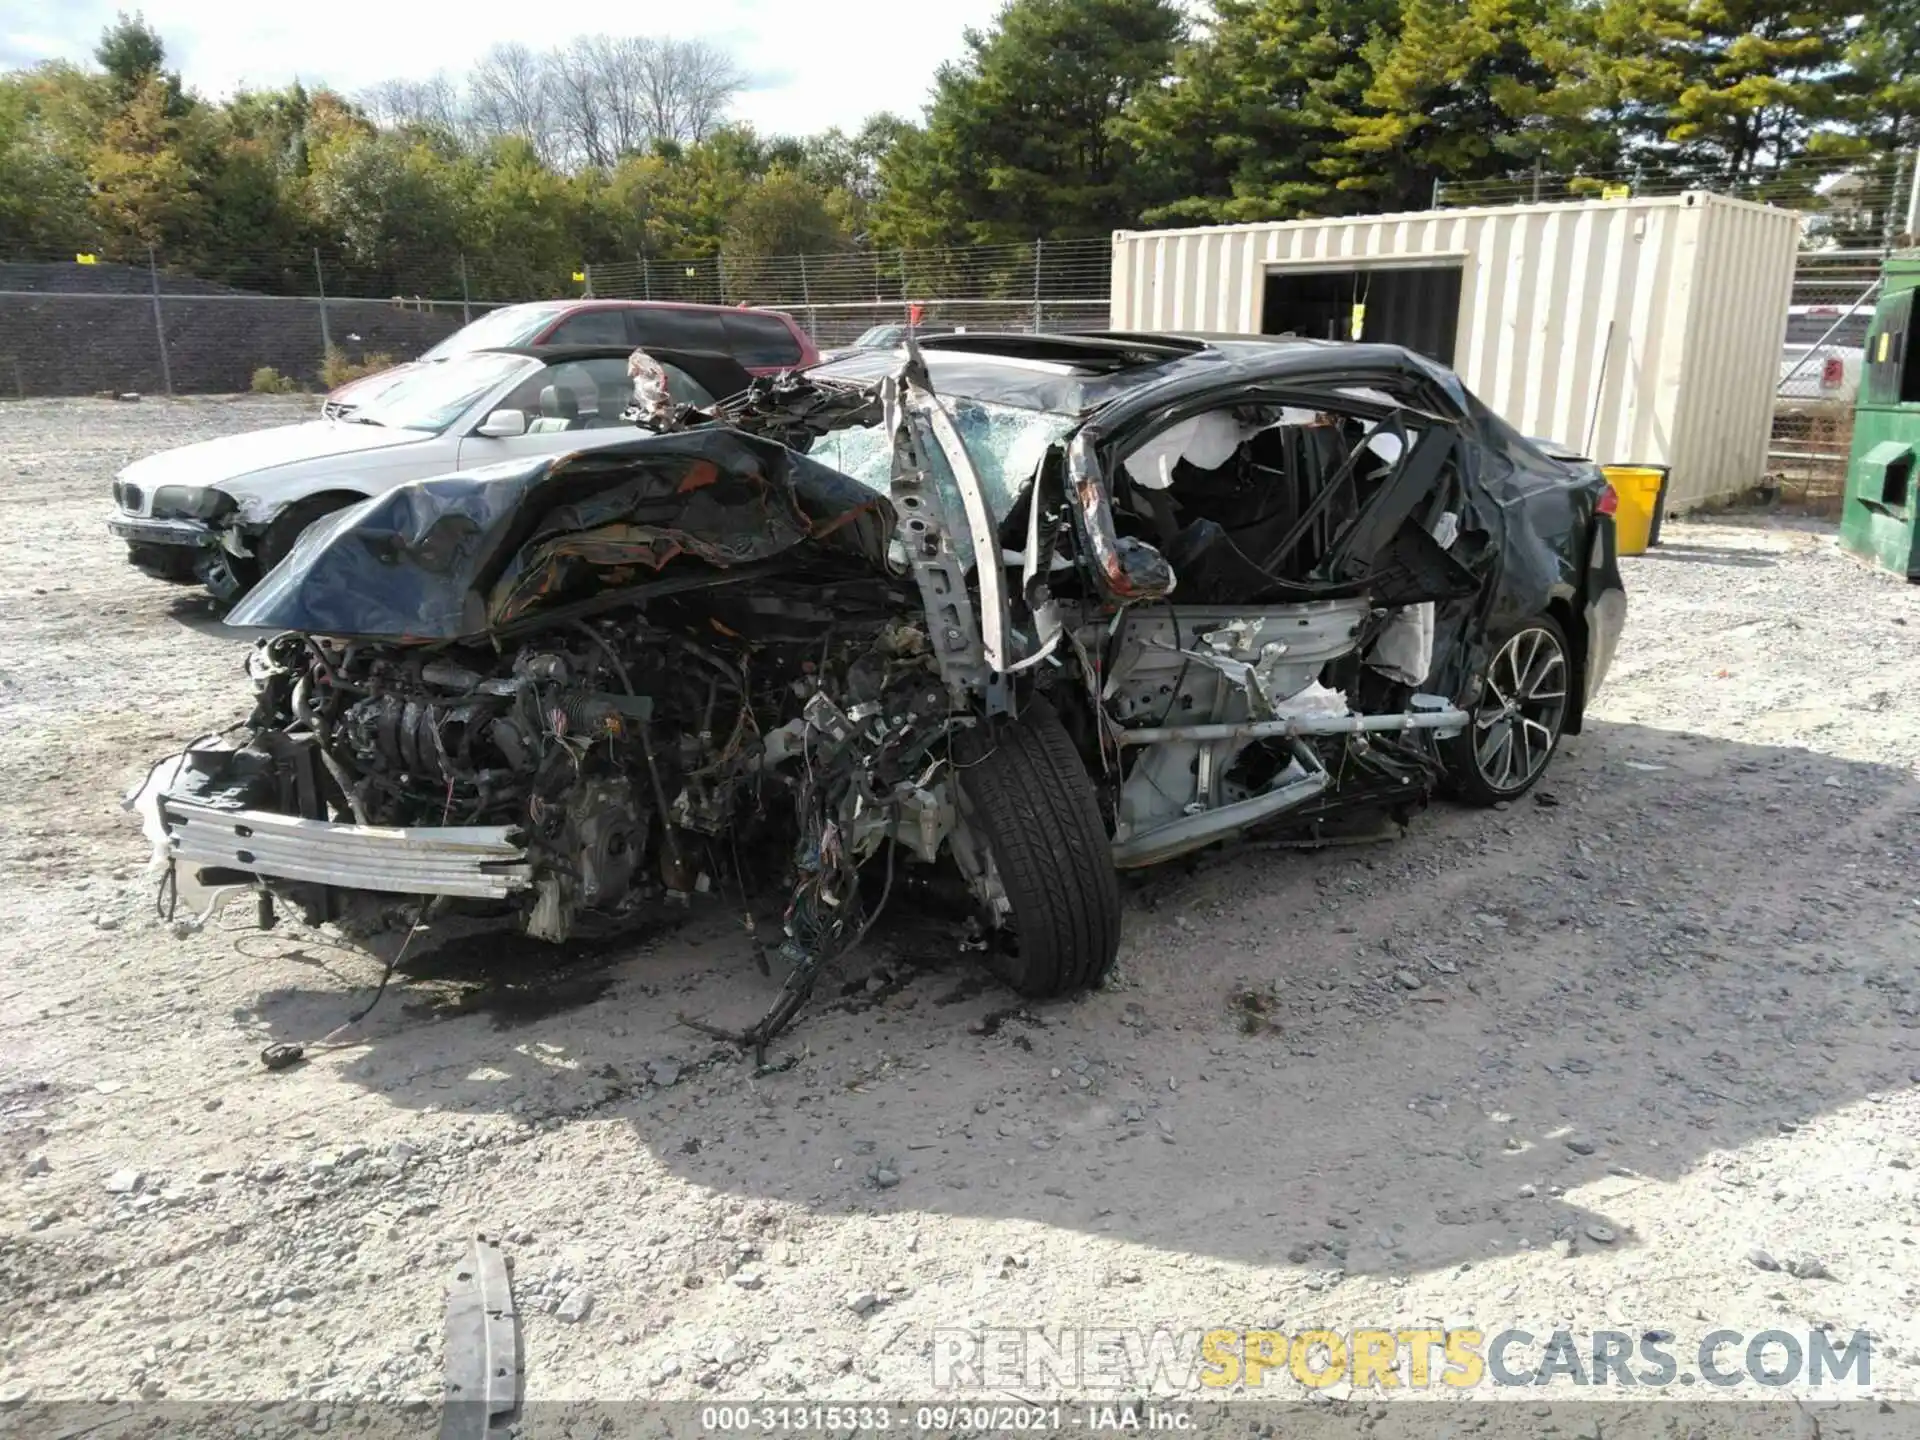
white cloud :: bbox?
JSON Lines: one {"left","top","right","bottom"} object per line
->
{"left": 1, "top": 0, "right": 994, "bottom": 134}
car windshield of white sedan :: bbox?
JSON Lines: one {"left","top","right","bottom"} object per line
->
{"left": 420, "top": 304, "right": 570, "bottom": 359}
{"left": 346, "top": 354, "right": 532, "bottom": 431}
{"left": 809, "top": 398, "right": 1075, "bottom": 524}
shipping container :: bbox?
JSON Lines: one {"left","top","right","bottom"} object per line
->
{"left": 1110, "top": 193, "right": 1802, "bottom": 509}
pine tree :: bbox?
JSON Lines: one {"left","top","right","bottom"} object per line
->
{"left": 1118, "top": 0, "right": 1395, "bottom": 222}
{"left": 872, "top": 0, "right": 1185, "bottom": 245}
{"left": 1328, "top": 0, "right": 1556, "bottom": 210}
{"left": 1665, "top": 0, "right": 1856, "bottom": 180}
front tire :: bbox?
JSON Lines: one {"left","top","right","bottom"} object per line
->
{"left": 1440, "top": 614, "right": 1572, "bottom": 805}
{"left": 255, "top": 494, "right": 357, "bottom": 576}
{"left": 952, "top": 697, "right": 1121, "bottom": 997}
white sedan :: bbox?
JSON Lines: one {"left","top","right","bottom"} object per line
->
{"left": 107, "top": 346, "right": 738, "bottom": 600}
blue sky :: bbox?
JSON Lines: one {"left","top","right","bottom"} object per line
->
{"left": 0, "top": 0, "right": 1004, "bottom": 134}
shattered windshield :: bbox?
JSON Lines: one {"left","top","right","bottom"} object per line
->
{"left": 810, "top": 397, "right": 1074, "bottom": 524}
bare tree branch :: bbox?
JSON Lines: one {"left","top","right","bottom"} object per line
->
{"left": 638, "top": 38, "right": 745, "bottom": 145}
{"left": 363, "top": 32, "right": 744, "bottom": 167}
{"left": 468, "top": 42, "right": 558, "bottom": 163}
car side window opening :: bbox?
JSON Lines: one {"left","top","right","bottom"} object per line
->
{"left": 548, "top": 309, "right": 631, "bottom": 346}
{"left": 630, "top": 309, "right": 729, "bottom": 351}
{"left": 496, "top": 358, "right": 715, "bottom": 433}
{"left": 722, "top": 311, "right": 803, "bottom": 367}
{"left": 1107, "top": 399, "right": 1460, "bottom": 605}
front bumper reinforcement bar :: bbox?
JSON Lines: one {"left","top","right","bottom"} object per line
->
{"left": 161, "top": 798, "right": 533, "bottom": 898}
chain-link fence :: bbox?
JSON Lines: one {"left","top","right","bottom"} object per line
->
{"left": 1434, "top": 152, "right": 1917, "bottom": 247}
{"left": 582, "top": 239, "right": 1113, "bottom": 347}
{"left": 0, "top": 238, "right": 1116, "bottom": 397}
{"left": 1768, "top": 250, "right": 1881, "bottom": 502}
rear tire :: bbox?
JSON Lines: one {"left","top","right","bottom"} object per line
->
{"left": 953, "top": 697, "right": 1121, "bottom": 997}
{"left": 1440, "top": 613, "right": 1572, "bottom": 805}
{"left": 255, "top": 494, "right": 358, "bottom": 577}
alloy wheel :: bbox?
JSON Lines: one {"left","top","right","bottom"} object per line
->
{"left": 1472, "top": 626, "right": 1569, "bottom": 793}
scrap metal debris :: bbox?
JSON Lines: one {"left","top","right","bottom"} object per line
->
{"left": 441, "top": 1235, "right": 518, "bottom": 1440}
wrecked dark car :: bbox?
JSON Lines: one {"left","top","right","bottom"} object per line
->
{"left": 133, "top": 333, "right": 1626, "bottom": 1047}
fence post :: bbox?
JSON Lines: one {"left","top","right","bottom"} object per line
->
{"left": 716, "top": 251, "right": 728, "bottom": 305}
{"left": 798, "top": 250, "right": 815, "bottom": 340}
{"left": 458, "top": 252, "right": 472, "bottom": 325}
{"left": 582, "top": 263, "right": 595, "bottom": 298}
{"left": 1032, "top": 238, "right": 1044, "bottom": 332}
{"left": 1901, "top": 149, "right": 1920, "bottom": 246}
{"left": 146, "top": 245, "right": 173, "bottom": 396}
{"left": 637, "top": 253, "right": 652, "bottom": 301}
{"left": 313, "top": 248, "right": 332, "bottom": 359}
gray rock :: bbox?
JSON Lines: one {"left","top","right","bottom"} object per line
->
{"left": 339, "top": 1145, "right": 368, "bottom": 1164}
{"left": 1747, "top": 1247, "right": 1781, "bottom": 1272}
{"left": 731, "top": 1268, "right": 765, "bottom": 1290}
{"left": 0, "top": 1383, "right": 31, "bottom": 1408}
{"left": 1518, "top": 1183, "right": 1537, "bottom": 1198}
{"left": 556, "top": 1288, "right": 594, "bottom": 1323}
{"left": 872, "top": 1167, "right": 901, "bottom": 1190}
{"left": 103, "top": 1168, "right": 145, "bottom": 1195}
{"left": 650, "top": 1061, "right": 682, "bottom": 1088}
{"left": 1393, "top": 970, "right": 1425, "bottom": 991}
{"left": 24, "top": 1153, "right": 49, "bottom": 1178}
{"left": 1787, "top": 1256, "right": 1835, "bottom": 1281}
{"left": 1564, "top": 1136, "right": 1597, "bottom": 1156}
{"left": 846, "top": 1290, "right": 881, "bottom": 1317}
{"left": 1585, "top": 1224, "right": 1617, "bottom": 1244}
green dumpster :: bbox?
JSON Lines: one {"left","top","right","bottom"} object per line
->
{"left": 1839, "top": 253, "right": 1920, "bottom": 581}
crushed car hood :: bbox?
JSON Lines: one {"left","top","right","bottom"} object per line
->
{"left": 119, "top": 419, "right": 426, "bottom": 491}
{"left": 227, "top": 427, "right": 897, "bottom": 642}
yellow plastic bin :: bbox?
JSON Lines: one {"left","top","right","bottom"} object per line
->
{"left": 1602, "top": 464, "right": 1670, "bottom": 556}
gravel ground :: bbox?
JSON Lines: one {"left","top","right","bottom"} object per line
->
{"left": 3, "top": 397, "right": 1920, "bottom": 1415}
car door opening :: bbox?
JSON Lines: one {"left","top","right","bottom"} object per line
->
{"left": 1262, "top": 263, "right": 1464, "bottom": 365}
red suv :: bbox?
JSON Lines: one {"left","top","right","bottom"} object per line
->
{"left": 326, "top": 300, "right": 816, "bottom": 414}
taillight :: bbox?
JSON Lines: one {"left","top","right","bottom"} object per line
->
{"left": 1821, "top": 356, "right": 1844, "bottom": 389}
{"left": 1596, "top": 482, "right": 1619, "bottom": 516}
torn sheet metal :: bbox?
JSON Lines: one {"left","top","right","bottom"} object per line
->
{"left": 1068, "top": 431, "right": 1176, "bottom": 601}
{"left": 227, "top": 429, "right": 896, "bottom": 642}
{"left": 441, "top": 1235, "right": 518, "bottom": 1440}
{"left": 1366, "top": 511, "right": 1461, "bottom": 686}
